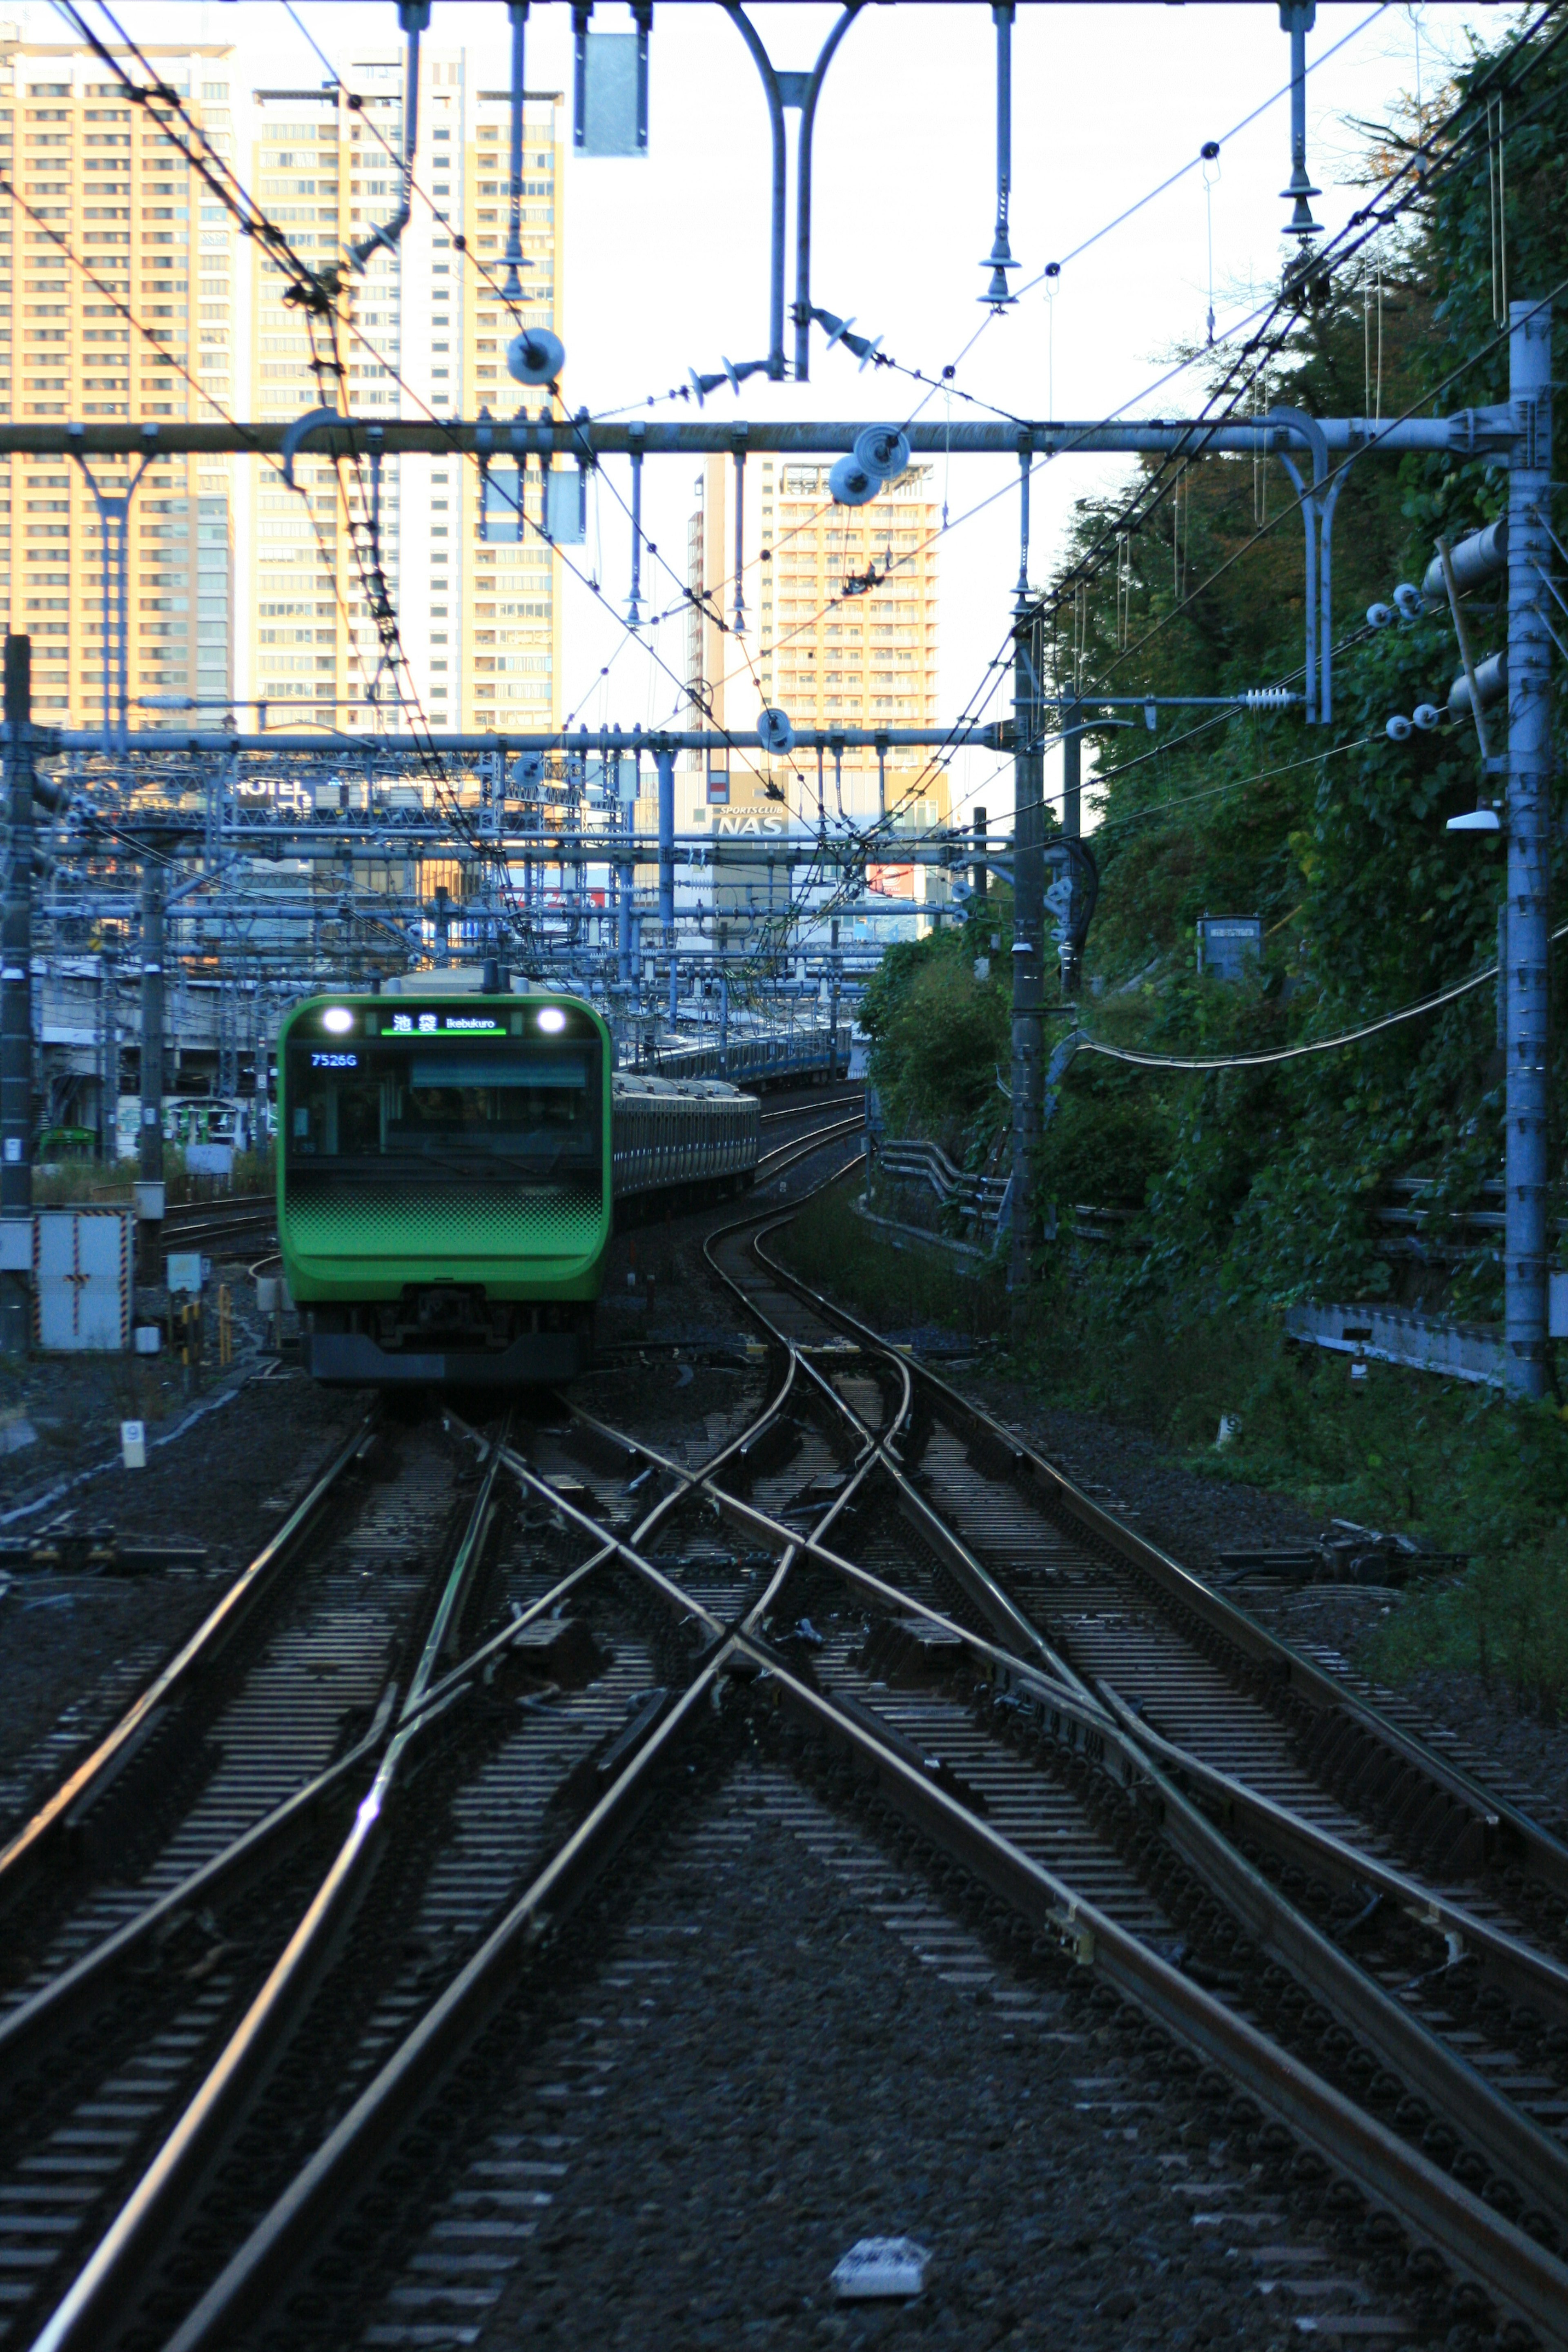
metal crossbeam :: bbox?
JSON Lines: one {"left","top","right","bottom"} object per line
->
{"left": 0, "top": 410, "right": 1513, "bottom": 461}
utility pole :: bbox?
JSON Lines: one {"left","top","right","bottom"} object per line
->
{"left": 139, "top": 853, "right": 166, "bottom": 1284}
{"left": 655, "top": 745, "right": 676, "bottom": 1036}
{"left": 1505, "top": 297, "right": 1552, "bottom": 1398}
{"left": 829, "top": 913, "right": 841, "bottom": 1076}
{"left": 0, "top": 635, "right": 34, "bottom": 1357}
{"left": 100, "top": 944, "right": 118, "bottom": 1164}
{"left": 1009, "top": 597, "right": 1045, "bottom": 1327}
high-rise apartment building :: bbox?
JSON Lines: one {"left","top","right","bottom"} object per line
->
{"left": 240, "top": 46, "right": 564, "bottom": 736}
{"left": 0, "top": 34, "right": 236, "bottom": 727}
{"left": 685, "top": 454, "right": 945, "bottom": 840}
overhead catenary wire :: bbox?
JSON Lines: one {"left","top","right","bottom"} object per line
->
{"left": 1068, "top": 919, "right": 1568, "bottom": 1076}
{"left": 24, "top": 0, "right": 1561, "bottom": 992}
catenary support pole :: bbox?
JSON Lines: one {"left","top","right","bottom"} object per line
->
{"left": 0, "top": 635, "right": 33, "bottom": 1356}
{"left": 829, "top": 914, "right": 840, "bottom": 1076}
{"left": 655, "top": 746, "right": 676, "bottom": 1033}
{"left": 1505, "top": 296, "right": 1552, "bottom": 1398}
{"left": 1009, "top": 598, "right": 1045, "bottom": 1328}
{"left": 100, "top": 946, "right": 117, "bottom": 1164}
{"left": 139, "top": 854, "right": 165, "bottom": 1205}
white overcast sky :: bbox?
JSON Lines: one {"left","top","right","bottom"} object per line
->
{"left": 40, "top": 0, "right": 1499, "bottom": 816}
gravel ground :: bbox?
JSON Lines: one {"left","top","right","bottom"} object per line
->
{"left": 967, "top": 1378, "right": 1568, "bottom": 1838}
{"left": 0, "top": 1364, "right": 366, "bottom": 1827}
{"left": 393, "top": 1761, "right": 1425, "bottom": 2352}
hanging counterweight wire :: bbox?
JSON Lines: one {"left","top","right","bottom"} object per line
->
{"left": 1201, "top": 141, "right": 1221, "bottom": 346}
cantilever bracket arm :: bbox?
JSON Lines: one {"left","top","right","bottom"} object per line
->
{"left": 1266, "top": 408, "right": 1329, "bottom": 726}
{"left": 281, "top": 405, "right": 348, "bottom": 490}
{"left": 719, "top": 4, "right": 787, "bottom": 381}
{"left": 793, "top": 3, "right": 864, "bottom": 383}
{"left": 1265, "top": 405, "right": 1356, "bottom": 725}
{"left": 350, "top": 0, "right": 428, "bottom": 271}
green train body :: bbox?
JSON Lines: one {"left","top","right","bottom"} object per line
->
{"left": 276, "top": 990, "right": 758, "bottom": 1385}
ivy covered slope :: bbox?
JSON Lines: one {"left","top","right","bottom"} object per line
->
{"left": 869, "top": 24, "right": 1568, "bottom": 1336}
{"left": 1033, "top": 24, "right": 1568, "bottom": 1325}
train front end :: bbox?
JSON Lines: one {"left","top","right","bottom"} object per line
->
{"left": 277, "top": 991, "right": 612, "bottom": 1385}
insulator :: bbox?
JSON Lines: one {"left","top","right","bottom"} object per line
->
{"left": 757, "top": 706, "right": 795, "bottom": 755}
{"left": 1385, "top": 713, "right": 1413, "bottom": 742}
{"left": 1422, "top": 519, "right": 1507, "bottom": 604}
{"left": 828, "top": 455, "right": 879, "bottom": 508}
{"left": 1366, "top": 602, "right": 1395, "bottom": 630}
{"left": 1412, "top": 704, "right": 1442, "bottom": 732}
{"left": 1392, "top": 584, "right": 1424, "bottom": 622}
{"left": 854, "top": 425, "right": 911, "bottom": 481}
{"left": 1242, "top": 687, "right": 1294, "bottom": 710}
{"left": 1448, "top": 651, "right": 1507, "bottom": 717}
{"left": 508, "top": 327, "right": 565, "bottom": 386}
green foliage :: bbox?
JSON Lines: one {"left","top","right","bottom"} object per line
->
{"left": 853, "top": 23, "right": 1568, "bottom": 1700}
{"left": 774, "top": 1181, "right": 1005, "bottom": 1341}
{"left": 1366, "top": 1537, "right": 1568, "bottom": 1717}
{"left": 860, "top": 890, "right": 1012, "bottom": 1147}
{"left": 31, "top": 1144, "right": 275, "bottom": 1207}
{"left": 1008, "top": 18, "right": 1568, "bottom": 1323}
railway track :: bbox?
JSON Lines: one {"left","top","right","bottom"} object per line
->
{"left": 22, "top": 1110, "right": 1568, "bottom": 2349}
{"left": 161, "top": 1196, "right": 278, "bottom": 1256}
{"left": 0, "top": 1408, "right": 514, "bottom": 2348}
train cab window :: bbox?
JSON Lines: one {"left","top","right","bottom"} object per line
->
{"left": 286, "top": 1033, "right": 601, "bottom": 1177}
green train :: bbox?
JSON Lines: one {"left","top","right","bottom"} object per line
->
{"left": 276, "top": 989, "right": 759, "bottom": 1385}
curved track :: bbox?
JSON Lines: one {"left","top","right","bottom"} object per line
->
{"left": 22, "top": 1118, "right": 1568, "bottom": 2352}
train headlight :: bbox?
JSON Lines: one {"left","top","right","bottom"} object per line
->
{"left": 322, "top": 1007, "right": 354, "bottom": 1034}
{"left": 537, "top": 1007, "right": 567, "bottom": 1034}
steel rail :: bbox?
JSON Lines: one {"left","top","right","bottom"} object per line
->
{"left": 567, "top": 1368, "right": 1568, "bottom": 2049}
{"left": 704, "top": 1181, "right": 1077, "bottom": 1681}
{"left": 1094, "top": 1680, "right": 1568, "bottom": 2034}
{"left": 29, "top": 1413, "right": 515, "bottom": 2352}
{"left": 564, "top": 1372, "right": 1568, "bottom": 2218}
{"left": 752, "top": 1111, "right": 866, "bottom": 1183}
{"left": 47, "top": 1137, "right": 1566, "bottom": 2346}
{"left": 757, "top": 1091, "right": 865, "bottom": 1126}
{"left": 31, "top": 1330, "right": 820, "bottom": 2352}
{"left": 139, "top": 1246, "right": 905, "bottom": 2352}
{"left": 577, "top": 1155, "right": 1568, "bottom": 2253}
{"left": 0, "top": 1409, "right": 377, "bottom": 1912}
{"left": 748, "top": 1209, "right": 1568, "bottom": 1892}
{"left": 579, "top": 1194, "right": 1568, "bottom": 2231}
{"left": 0, "top": 1390, "right": 788, "bottom": 2103}
{"left": 133, "top": 1435, "right": 1568, "bottom": 2352}
{"left": 734, "top": 1638, "right": 1568, "bottom": 2352}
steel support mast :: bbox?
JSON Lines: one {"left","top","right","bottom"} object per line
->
{"left": 0, "top": 636, "right": 33, "bottom": 1355}
{"left": 1009, "top": 597, "right": 1045, "bottom": 1325}
{"left": 139, "top": 856, "right": 165, "bottom": 1186}
{"left": 1506, "top": 298, "right": 1553, "bottom": 1398}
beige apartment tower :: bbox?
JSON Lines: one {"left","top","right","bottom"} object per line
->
{"left": 685, "top": 454, "right": 945, "bottom": 840}
{"left": 243, "top": 47, "right": 564, "bottom": 735}
{"left": 0, "top": 36, "right": 236, "bottom": 727}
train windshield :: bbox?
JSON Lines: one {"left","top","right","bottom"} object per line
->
{"left": 285, "top": 1036, "right": 601, "bottom": 1177}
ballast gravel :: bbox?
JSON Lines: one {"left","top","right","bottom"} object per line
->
{"left": 414, "top": 1766, "right": 1421, "bottom": 2352}
{"left": 967, "top": 1384, "right": 1568, "bottom": 1841}
{"left": 0, "top": 1369, "right": 365, "bottom": 1835}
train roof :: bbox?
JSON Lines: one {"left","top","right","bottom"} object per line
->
{"left": 611, "top": 1073, "right": 747, "bottom": 1100}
